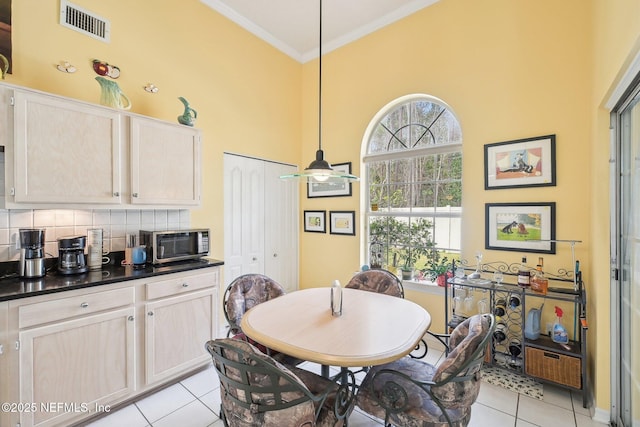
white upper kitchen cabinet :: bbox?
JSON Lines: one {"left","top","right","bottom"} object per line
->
{"left": 0, "top": 83, "right": 202, "bottom": 209}
{"left": 130, "top": 116, "right": 201, "bottom": 206}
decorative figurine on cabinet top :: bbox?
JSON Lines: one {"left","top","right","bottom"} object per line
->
{"left": 177, "top": 97, "right": 197, "bottom": 126}
{"left": 95, "top": 76, "right": 131, "bottom": 110}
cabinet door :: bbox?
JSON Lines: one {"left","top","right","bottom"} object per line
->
{"left": 145, "top": 288, "right": 216, "bottom": 386}
{"left": 13, "top": 90, "right": 122, "bottom": 204}
{"left": 130, "top": 116, "right": 201, "bottom": 206}
{"left": 19, "top": 307, "right": 135, "bottom": 427}
{"left": 0, "top": 302, "right": 8, "bottom": 427}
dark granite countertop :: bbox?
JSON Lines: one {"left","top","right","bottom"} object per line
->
{"left": 0, "top": 257, "right": 224, "bottom": 302}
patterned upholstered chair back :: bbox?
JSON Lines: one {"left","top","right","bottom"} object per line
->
{"left": 356, "top": 314, "right": 495, "bottom": 427}
{"left": 206, "top": 338, "right": 354, "bottom": 427}
{"left": 345, "top": 269, "right": 404, "bottom": 298}
{"left": 223, "top": 274, "right": 286, "bottom": 336}
{"left": 430, "top": 314, "right": 494, "bottom": 409}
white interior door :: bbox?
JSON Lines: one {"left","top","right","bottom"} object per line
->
{"left": 223, "top": 154, "right": 264, "bottom": 284}
{"left": 223, "top": 154, "right": 298, "bottom": 291}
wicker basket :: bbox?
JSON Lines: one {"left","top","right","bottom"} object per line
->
{"left": 525, "top": 347, "right": 581, "bottom": 389}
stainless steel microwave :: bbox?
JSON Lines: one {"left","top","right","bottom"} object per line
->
{"left": 139, "top": 229, "right": 209, "bottom": 265}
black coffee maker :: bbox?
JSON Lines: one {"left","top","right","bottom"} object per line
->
{"left": 57, "top": 235, "right": 88, "bottom": 275}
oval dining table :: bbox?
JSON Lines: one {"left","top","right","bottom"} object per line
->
{"left": 240, "top": 286, "right": 432, "bottom": 376}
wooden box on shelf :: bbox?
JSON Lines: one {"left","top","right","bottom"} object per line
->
{"left": 524, "top": 344, "right": 581, "bottom": 389}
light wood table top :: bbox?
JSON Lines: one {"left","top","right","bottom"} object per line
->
{"left": 240, "top": 287, "right": 431, "bottom": 367}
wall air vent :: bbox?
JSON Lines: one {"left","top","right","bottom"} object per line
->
{"left": 59, "top": 0, "right": 110, "bottom": 43}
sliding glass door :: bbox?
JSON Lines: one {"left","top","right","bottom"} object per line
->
{"left": 614, "top": 81, "right": 640, "bottom": 427}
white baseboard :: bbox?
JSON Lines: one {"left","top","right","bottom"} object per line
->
{"left": 592, "top": 407, "right": 610, "bottom": 425}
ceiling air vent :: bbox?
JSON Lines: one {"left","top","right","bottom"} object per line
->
{"left": 59, "top": 0, "right": 110, "bottom": 43}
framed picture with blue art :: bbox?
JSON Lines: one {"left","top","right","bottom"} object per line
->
{"left": 484, "top": 135, "right": 556, "bottom": 190}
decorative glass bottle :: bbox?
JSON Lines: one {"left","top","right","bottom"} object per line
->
{"left": 518, "top": 256, "right": 530, "bottom": 286}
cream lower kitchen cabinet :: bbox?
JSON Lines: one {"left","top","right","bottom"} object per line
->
{"left": 130, "top": 116, "right": 201, "bottom": 206}
{"left": 144, "top": 270, "right": 218, "bottom": 386}
{"left": 15, "top": 287, "right": 136, "bottom": 427}
{"left": 0, "top": 301, "right": 9, "bottom": 427}
{"left": 3, "top": 266, "right": 220, "bottom": 427}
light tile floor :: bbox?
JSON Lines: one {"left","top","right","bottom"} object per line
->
{"left": 85, "top": 341, "right": 608, "bottom": 427}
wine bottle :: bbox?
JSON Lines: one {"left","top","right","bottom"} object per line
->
{"left": 518, "top": 256, "right": 530, "bottom": 286}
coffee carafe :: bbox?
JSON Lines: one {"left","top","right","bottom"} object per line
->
{"left": 57, "top": 235, "right": 89, "bottom": 275}
{"left": 18, "top": 228, "right": 46, "bottom": 278}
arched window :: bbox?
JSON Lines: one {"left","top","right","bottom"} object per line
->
{"left": 362, "top": 94, "right": 462, "bottom": 281}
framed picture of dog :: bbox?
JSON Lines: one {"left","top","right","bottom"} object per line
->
{"left": 485, "top": 202, "right": 556, "bottom": 254}
{"left": 484, "top": 135, "right": 556, "bottom": 190}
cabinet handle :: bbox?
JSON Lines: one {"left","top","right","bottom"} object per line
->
{"left": 252, "top": 257, "right": 257, "bottom": 261}
{"left": 80, "top": 302, "right": 89, "bottom": 308}
{"left": 0, "top": 344, "right": 3, "bottom": 355}
{"left": 273, "top": 253, "right": 278, "bottom": 258}
{"left": 182, "top": 283, "right": 189, "bottom": 287}
{"left": 113, "top": 192, "right": 120, "bottom": 197}
{"left": 148, "top": 311, "right": 154, "bottom": 316}
{"left": 132, "top": 193, "right": 139, "bottom": 198}
{"left": 128, "top": 316, "right": 134, "bottom": 321}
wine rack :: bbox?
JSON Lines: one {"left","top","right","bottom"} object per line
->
{"left": 444, "top": 258, "right": 588, "bottom": 408}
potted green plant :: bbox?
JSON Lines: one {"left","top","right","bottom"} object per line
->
{"left": 422, "top": 247, "right": 451, "bottom": 286}
{"left": 369, "top": 217, "right": 434, "bottom": 280}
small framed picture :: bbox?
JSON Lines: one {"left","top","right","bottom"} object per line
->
{"left": 304, "top": 210, "right": 326, "bottom": 233}
{"left": 307, "top": 162, "right": 353, "bottom": 198}
{"left": 329, "top": 211, "right": 356, "bottom": 236}
{"left": 485, "top": 202, "right": 556, "bottom": 254}
{"left": 484, "top": 135, "right": 556, "bottom": 190}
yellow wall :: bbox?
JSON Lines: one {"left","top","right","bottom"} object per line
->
{"left": 6, "top": 0, "right": 303, "bottom": 260}
{"left": 6, "top": 0, "right": 634, "bottom": 415}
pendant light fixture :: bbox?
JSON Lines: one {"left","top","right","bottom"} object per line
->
{"left": 280, "top": 0, "right": 359, "bottom": 183}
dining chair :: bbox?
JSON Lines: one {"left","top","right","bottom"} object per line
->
{"left": 223, "top": 273, "right": 286, "bottom": 338}
{"left": 346, "top": 269, "right": 430, "bottom": 358}
{"left": 205, "top": 338, "right": 356, "bottom": 427}
{"left": 223, "top": 273, "right": 304, "bottom": 363}
{"left": 355, "top": 313, "right": 495, "bottom": 427}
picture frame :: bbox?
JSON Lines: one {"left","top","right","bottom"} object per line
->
{"left": 485, "top": 202, "right": 556, "bottom": 254}
{"left": 304, "top": 210, "right": 326, "bottom": 233}
{"left": 484, "top": 135, "right": 556, "bottom": 190}
{"left": 329, "top": 211, "right": 356, "bottom": 236}
{"left": 307, "top": 162, "right": 353, "bottom": 198}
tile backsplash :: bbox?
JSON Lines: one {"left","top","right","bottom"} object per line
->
{"left": 2, "top": 209, "right": 191, "bottom": 262}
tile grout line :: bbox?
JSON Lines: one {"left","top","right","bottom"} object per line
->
{"left": 133, "top": 401, "right": 153, "bottom": 427}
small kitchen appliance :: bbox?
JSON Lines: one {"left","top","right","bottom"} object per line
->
{"left": 18, "top": 228, "right": 46, "bottom": 278}
{"left": 139, "top": 229, "right": 209, "bottom": 265}
{"left": 57, "top": 235, "right": 89, "bottom": 275}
